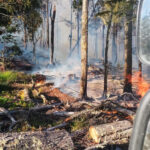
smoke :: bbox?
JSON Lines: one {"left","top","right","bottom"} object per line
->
{"left": 33, "top": 55, "right": 81, "bottom": 89}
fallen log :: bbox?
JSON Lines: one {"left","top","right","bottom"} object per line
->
{"left": 89, "top": 120, "right": 133, "bottom": 143}
{"left": 0, "top": 130, "right": 74, "bottom": 150}
{"left": 0, "top": 103, "right": 62, "bottom": 116}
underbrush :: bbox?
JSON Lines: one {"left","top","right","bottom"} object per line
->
{"left": 0, "top": 71, "right": 34, "bottom": 109}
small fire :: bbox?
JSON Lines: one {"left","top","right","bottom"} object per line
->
{"left": 133, "top": 72, "right": 149, "bottom": 98}
{"left": 103, "top": 110, "right": 118, "bottom": 115}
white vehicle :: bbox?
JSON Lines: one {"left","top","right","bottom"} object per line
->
{"left": 129, "top": 0, "right": 150, "bottom": 150}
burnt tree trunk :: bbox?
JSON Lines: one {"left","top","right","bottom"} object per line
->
{"left": 0, "top": 130, "right": 74, "bottom": 150}
{"left": 103, "top": 15, "right": 112, "bottom": 98}
{"left": 47, "top": 0, "right": 49, "bottom": 48}
{"left": 33, "top": 41, "right": 36, "bottom": 63}
{"left": 112, "top": 24, "right": 117, "bottom": 65}
{"left": 50, "top": 5, "right": 56, "bottom": 65}
{"left": 80, "top": 0, "right": 89, "bottom": 99}
{"left": 70, "top": 0, "right": 73, "bottom": 52}
{"left": 77, "top": 8, "right": 80, "bottom": 56}
{"left": 124, "top": 0, "right": 133, "bottom": 93}
{"left": 24, "top": 23, "right": 27, "bottom": 50}
{"left": 102, "top": 25, "right": 105, "bottom": 59}
{"left": 139, "top": 61, "right": 142, "bottom": 77}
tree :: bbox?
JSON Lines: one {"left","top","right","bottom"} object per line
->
{"left": 123, "top": 0, "right": 134, "bottom": 93}
{"left": 50, "top": 4, "right": 56, "bottom": 65}
{"left": 26, "top": 10, "right": 42, "bottom": 62}
{"left": 80, "top": 0, "right": 88, "bottom": 99}
{"left": 97, "top": 0, "right": 124, "bottom": 97}
{"left": 46, "top": 0, "right": 50, "bottom": 48}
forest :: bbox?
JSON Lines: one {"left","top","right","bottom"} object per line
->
{"left": 0, "top": 0, "right": 150, "bottom": 149}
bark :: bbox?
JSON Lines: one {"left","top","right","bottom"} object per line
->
{"left": 0, "top": 130, "right": 74, "bottom": 150}
{"left": 102, "top": 25, "right": 105, "bottom": 59}
{"left": 24, "top": 23, "right": 27, "bottom": 49}
{"left": 103, "top": 15, "right": 112, "bottom": 97}
{"left": 77, "top": 9, "right": 80, "bottom": 56}
{"left": 112, "top": 24, "right": 117, "bottom": 65}
{"left": 33, "top": 41, "right": 36, "bottom": 63}
{"left": 47, "top": 0, "right": 49, "bottom": 48}
{"left": 89, "top": 120, "right": 133, "bottom": 143}
{"left": 50, "top": 5, "right": 56, "bottom": 65}
{"left": 80, "top": 0, "right": 88, "bottom": 99}
{"left": 70, "top": 0, "right": 73, "bottom": 52}
{"left": 124, "top": 1, "right": 133, "bottom": 93}
{"left": 138, "top": 61, "right": 142, "bottom": 78}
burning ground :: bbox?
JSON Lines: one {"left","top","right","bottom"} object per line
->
{"left": 0, "top": 59, "right": 149, "bottom": 150}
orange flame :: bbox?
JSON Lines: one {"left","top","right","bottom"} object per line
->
{"left": 133, "top": 72, "right": 149, "bottom": 98}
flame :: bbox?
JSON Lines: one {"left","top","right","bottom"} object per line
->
{"left": 103, "top": 110, "right": 118, "bottom": 115}
{"left": 133, "top": 72, "right": 149, "bottom": 98}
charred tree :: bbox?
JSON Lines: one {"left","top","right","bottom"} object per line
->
{"left": 112, "top": 23, "right": 117, "bottom": 65}
{"left": 50, "top": 5, "right": 56, "bottom": 65}
{"left": 24, "top": 23, "right": 28, "bottom": 49}
{"left": 46, "top": 0, "right": 49, "bottom": 48}
{"left": 124, "top": 0, "right": 133, "bottom": 93}
{"left": 69, "top": 0, "right": 73, "bottom": 52}
{"left": 139, "top": 61, "right": 142, "bottom": 77}
{"left": 77, "top": 8, "right": 80, "bottom": 56}
{"left": 103, "top": 14, "right": 112, "bottom": 98}
{"left": 102, "top": 24, "right": 105, "bottom": 59}
{"left": 80, "top": 0, "right": 88, "bottom": 99}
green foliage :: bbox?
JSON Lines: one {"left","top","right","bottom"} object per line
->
{"left": 0, "top": 71, "right": 18, "bottom": 85}
{"left": 96, "top": 0, "right": 122, "bottom": 25}
{"left": 0, "top": 96, "right": 34, "bottom": 109}
{"left": 5, "top": 44, "right": 22, "bottom": 57}
{"left": 96, "top": 0, "right": 135, "bottom": 25}
{"left": 70, "top": 116, "right": 88, "bottom": 131}
{"left": 73, "top": 0, "right": 82, "bottom": 9}
{"left": 25, "top": 10, "right": 42, "bottom": 41}
{"left": 0, "top": 0, "right": 42, "bottom": 57}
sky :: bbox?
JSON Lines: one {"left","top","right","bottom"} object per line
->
{"left": 141, "top": 0, "right": 150, "bottom": 18}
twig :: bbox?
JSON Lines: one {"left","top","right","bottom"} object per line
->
{"left": 47, "top": 122, "right": 68, "bottom": 131}
{"left": 52, "top": 111, "right": 75, "bottom": 117}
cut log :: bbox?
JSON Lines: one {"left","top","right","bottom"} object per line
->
{"left": 0, "top": 130, "right": 74, "bottom": 150}
{"left": 89, "top": 120, "right": 133, "bottom": 143}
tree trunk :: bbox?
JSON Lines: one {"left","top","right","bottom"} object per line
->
{"left": 124, "top": 1, "right": 133, "bottom": 93}
{"left": 50, "top": 5, "right": 56, "bottom": 65}
{"left": 0, "top": 130, "right": 74, "bottom": 150}
{"left": 112, "top": 24, "right": 117, "bottom": 65}
{"left": 138, "top": 61, "right": 142, "bottom": 77}
{"left": 70, "top": 0, "right": 73, "bottom": 52}
{"left": 33, "top": 41, "right": 36, "bottom": 63}
{"left": 80, "top": 0, "right": 88, "bottom": 99}
{"left": 102, "top": 25, "right": 105, "bottom": 59}
{"left": 103, "top": 16, "right": 112, "bottom": 97}
{"left": 47, "top": 0, "right": 49, "bottom": 48}
{"left": 77, "top": 9, "right": 80, "bottom": 56}
{"left": 89, "top": 120, "right": 132, "bottom": 144}
{"left": 24, "top": 23, "right": 27, "bottom": 49}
